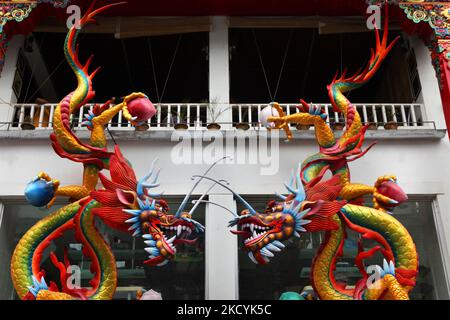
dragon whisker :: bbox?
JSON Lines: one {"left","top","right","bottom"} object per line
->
{"left": 189, "top": 179, "right": 229, "bottom": 216}
{"left": 192, "top": 200, "right": 239, "bottom": 218}
{"left": 175, "top": 156, "right": 231, "bottom": 217}
{"left": 190, "top": 175, "right": 257, "bottom": 215}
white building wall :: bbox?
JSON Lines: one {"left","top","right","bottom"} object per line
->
{"left": 1, "top": 26, "right": 450, "bottom": 299}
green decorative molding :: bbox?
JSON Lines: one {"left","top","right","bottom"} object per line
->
{"left": 395, "top": 1, "right": 450, "bottom": 87}
{"left": 0, "top": 1, "right": 38, "bottom": 33}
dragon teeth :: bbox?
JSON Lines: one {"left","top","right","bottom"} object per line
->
{"left": 260, "top": 248, "right": 274, "bottom": 258}
{"left": 272, "top": 240, "right": 285, "bottom": 249}
{"left": 157, "top": 260, "right": 169, "bottom": 267}
{"left": 266, "top": 243, "right": 281, "bottom": 252}
{"left": 248, "top": 251, "right": 258, "bottom": 264}
{"left": 145, "top": 247, "right": 159, "bottom": 256}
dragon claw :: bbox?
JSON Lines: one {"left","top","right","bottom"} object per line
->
{"left": 27, "top": 276, "right": 49, "bottom": 298}
{"left": 376, "top": 259, "right": 396, "bottom": 278}
{"left": 299, "top": 100, "right": 327, "bottom": 120}
{"left": 82, "top": 112, "right": 97, "bottom": 130}
{"left": 308, "top": 104, "right": 326, "bottom": 118}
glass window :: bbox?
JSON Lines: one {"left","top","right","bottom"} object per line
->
{"left": 236, "top": 196, "right": 448, "bottom": 300}
{"left": 0, "top": 197, "right": 205, "bottom": 300}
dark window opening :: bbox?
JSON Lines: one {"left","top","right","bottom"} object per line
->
{"left": 229, "top": 28, "right": 420, "bottom": 104}
{"left": 16, "top": 32, "right": 209, "bottom": 105}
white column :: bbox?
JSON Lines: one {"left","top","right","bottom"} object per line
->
{"left": 0, "top": 35, "right": 24, "bottom": 125}
{"left": 205, "top": 194, "right": 238, "bottom": 300}
{"left": 209, "top": 16, "right": 232, "bottom": 129}
{"left": 411, "top": 36, "right": 447, "bottom": 130}
{"left": 0, "top": 202, "right": 4, "bottom": 234}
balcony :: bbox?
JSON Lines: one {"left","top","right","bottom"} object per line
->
{"left": 0, "top": 102, "right": 445, "bottom": 141}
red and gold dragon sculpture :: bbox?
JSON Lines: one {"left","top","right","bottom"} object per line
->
{"left": 10, "top": 2, "right": 205, "bottom": 300}
{"left": 211, "top": 9, "right": 417, "bottom": 300}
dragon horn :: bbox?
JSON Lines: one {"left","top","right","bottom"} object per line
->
{"left": 137, "top": 158, "right": 161, "bottom": 196}
{"left": 296, "top": 163, "right": 306, "bottom": 201}
{"left": 83, "top": 1, "right": 127, "bottom": 25}
{"left": 175, "top": 156, "right": 231, "bottom": 217}
{"left": 191, "top": 175, "right": 257, "bottom": 215}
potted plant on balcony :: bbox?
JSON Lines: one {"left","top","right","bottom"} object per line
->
{"left": 172, "top": 111, "right": 189, "bottom": 131}
{"left": 366, "top": 112, "right": 378, "bottom": 130}
{"left": 384, "top": 109, "right": 399, "bottom": 130}
{"left": 135, "top": 122, "right": 150, "bottom": 132}
{"left": 21, "top": 115, "right": 35, "bottom": 130}
{"left": 236, "top": 122, "right": 250, "bottom": 131}
{"left": 207, "top": 99, "right": 231, "bottom": 131}
{"left": 235, "top": 109, "right": 250, "bottom": 131}
{"left": 330, "top": 118, "right": 345, "bottom": 131}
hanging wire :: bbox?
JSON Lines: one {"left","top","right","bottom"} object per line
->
{"left": 340, "top": 33, "right": 343, "bottom": 75}
{"left": 147, "top": 38, "right": 161, "bottom": 103}
{"left": 26, "top": 58, "right": 66, "bottom": 101}
{"left": 273, "top": 29, "right": 294, "bottom": 101}
{"left": 253, "top": 29, "right": 294, "bottom": 102}
{"left": 339, "top": 33, "right": 352, "bottom": 99}
{"left": 106, "top": 126, "right": 117, "bottom": 145}
{"left": 252, "top": 29, "right": 273, "bottom": 102}
{"left": 301, "top": 29, "right": 316, "bottom": 97}
{"left": 27, "top": 32, "right": 87, "bottom": 101}
{"left": 23, "top": 34, "right": 47, "bottom": 103}
{"left": 121, "top": 39, "right": 135, "bottom": 90}
{"left": 159, "top": 34, "right": 183, "bottom": 103}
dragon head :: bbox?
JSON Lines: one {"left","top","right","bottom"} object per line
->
{"left": 225, "top": 167, "right": 346, "bottom": 265}
{"left": 92, "top": 146, "right": 204, "bottom": 267}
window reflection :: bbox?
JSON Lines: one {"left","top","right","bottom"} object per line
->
{"left": 237, "top": 196, "right": 448, "bottom": 300}
{"left": 0, "top": 197, "right": 205, "bottom": 300}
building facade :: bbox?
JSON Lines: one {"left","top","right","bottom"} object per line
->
{"left": 0, "top": 1, "right": 450, "bottom": 300}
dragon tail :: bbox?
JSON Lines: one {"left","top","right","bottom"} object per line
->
{"left": 51, "top": 1, "right": 125, "bottom": 167}
{"left": 325, "top": 6, "right": 399, "bottom": 152}
{"left": 328, "top": 7, "right": 399, "bottom": 114}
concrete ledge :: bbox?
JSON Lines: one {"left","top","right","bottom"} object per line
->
{"left": 0, "top": 128, "right": 446, "bottom": 141}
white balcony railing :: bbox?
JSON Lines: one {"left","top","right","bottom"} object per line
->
{"left": 8, "top": 103, "right": 209, "bottom": 130}
{"left": 7, "top": 102, "right": 429, "bottom": 131}
{"left": 231, "top": 103, "right": 428, "bottom": 130}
